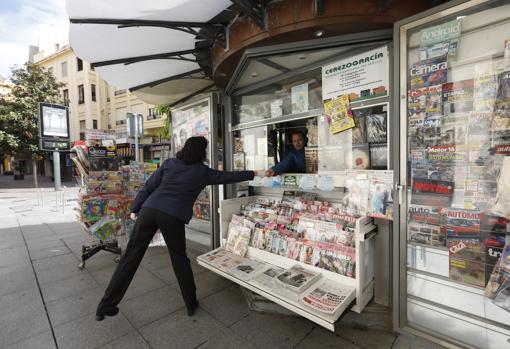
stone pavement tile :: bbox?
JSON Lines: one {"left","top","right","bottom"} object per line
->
{"left": 145, "top": 246, "right": 168, "bottom": 257}
{"left": 200, "top": 285, "right": 250, "bottom": 327}
{"left": 46, "top": 286, "right": 104, "bottom": 326}
{"left": 0, "top": 246, "right": 30, "bottom": 268}
{"left": 140, "top": 251, "right": 171, "bottom": 271}
{"left": 33, "top": 252, "right": 79, "bottom": 272}
{"left": 391, "top": 333, "right": 445, "bottom": 349}
{"left": 4, "top": 331, "right": 56, "bottom": 349}
{"left": 53, "top": 312, "right": 134, "bottom": 349}
{"left": 196, "top": 328, "right": 258, "bottom": 349}
{"left": 40, "top": 272, "right": 98, "bottom": 302}
{"left": 88, "top": 265, "right": 117, "bottom": 285}
{"left": 192, "top": 271, "right": 233, "bottom": 300}
{"left": 121, "top": 285, "right": 185, "bottom": 328}
{"left": 97, "top": 332, "right": 150, "bottom": 349}
{"left": 26, "top": 236, "right": 65, "bottom": 252}
{"left": 0, "top": 263, "right": 37, "bottom": 297}
{"left": 335, "top": 326, "right": 397, "bottom": 349}
{"left": 21, "top": 228, "right": 56, "bottom": 241}
{"left": 35, "top": 258, "right": 84, "bottom": 285}
{"left": 0, "top": 288, "right": 51, "bottom": 347}
{"left": 140, "top": 307, "right": 227, "bottom": 349}
{"left": 230, "top": 312, "right": 314, "bottom": 349}
{"left": 190, "top": 259, "right": 208, "bottom": 276}
{"left": 0, "top": 228, "right": 24, "bottom": 249}
{"left": 46, "top": 222, "right": 81, "bottom": 234}
{"left": 147, "top": 265, "right": 178, "bottom": 285}
{"left": 29, "top": 244, "right": 71, "bottom": 261}
{"left": 124, "top": 269, "right": 167, "bottom": 301}
{"left": 295, "top": 326, "right": 361, "bottom": 349}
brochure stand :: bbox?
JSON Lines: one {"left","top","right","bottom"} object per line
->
{"left": 197, "top": 195, "right": 377, "bottom": 331}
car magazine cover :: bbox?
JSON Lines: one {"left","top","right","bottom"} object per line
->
{"left": 411, "top": 178, "right": 455, "bottom": 207}
{"left": 300, "top": 279, "right": 355, "bottom": 316}
{"left": 409, "top": 56, "right": 448, "bottom": 89}
{"left": 367, "top": 170, "right": 394, "bottom": 220}
{"left": 448, "top": 237, "right": 485, "bottom": 287}
{"left": 442, "top": 79, "right": 474, "bottom": 116}
{"left": 408, "top": 222, "right": 445, "bottom": 247}
{"left": 495, "top": 70, "right": 510, "bottom": 117}
{"left": 276, "top": 265, "right": 322, "bottom": 293}
{"left": 445, "top": 209, "right": 481, "bottom": 236}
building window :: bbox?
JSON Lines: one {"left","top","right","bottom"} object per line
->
{"left": 93, "top": 119, "right": 98, "bottom": 129}
{"left": 47, "top": 67, "right": 54, "bottom": 76}
{"left": 77, "top": 58, "right": 83, "bottom": 71}
{"left": 78, "top": 85, "right": 84, "bottom": 104}
{"left": 79, "top": 120, "right": 86, "bottom": 140}
{"left": 148, "top": 107, "right": 162, "bottom": 120}
{"left": 61, "top": 61, "right": 68, "bottom": 77}
{"left": 114, "top": 89, "right": 126, "bottom": 96}
{"left": 91, "top": 84, "right": 96, "bottom": 102}
{"left": 63, "top": 89, "right": 69, "bottom": 106}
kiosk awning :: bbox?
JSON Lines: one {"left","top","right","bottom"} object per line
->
{"left": 66, "top": 0, "right": 233, "bottom": 104}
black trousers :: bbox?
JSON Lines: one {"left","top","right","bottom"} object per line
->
{"left": 97, "top": 207, "right": 197, "bottom": 312}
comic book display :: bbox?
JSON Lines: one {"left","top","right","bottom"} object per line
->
{"left": 407, "top": 29, "right": 510, "bottom": 303}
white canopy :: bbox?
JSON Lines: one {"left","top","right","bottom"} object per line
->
{"left": 66, "top": 0, "right": 232, "bottom": 104}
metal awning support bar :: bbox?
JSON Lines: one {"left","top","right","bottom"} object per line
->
{"left": 230, "top": 0, "right": 265, "bottom": 29}
{"left": 129, "top": 68, "right": 205, "bottom": 91}
{"left": 169, "top": 83, "right": 216, "bottom": 108}
{"left": 91, "top": 49, "right": 199, "bottom": 68}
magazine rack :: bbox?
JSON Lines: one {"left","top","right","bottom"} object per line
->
{"left": 197, "top": 195, "right": 377, "bottom": 331}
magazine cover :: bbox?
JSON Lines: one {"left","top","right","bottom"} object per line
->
{"left": 233, "top": 153, "right": 246, "bottom": 171}
{"left": 352, "top": 144, "right": 370, "bottom": 170}
{"left": 419, "top": 19, "right": 461, "bottom": 60}
{"left": 366, "top": 112, "right": 387, "bottom": 143}
{"left": 351, "top": 108, "right": 368, "bottom": 144}
{"left": 300, "top": 279, "right": 355, "bottom": 316}
{"left": 229, "top": 259, "right": 267, "bottom": 280}
{"left": 291, "top": 82, "right": 309, "bottom": 114}
{"left": 342, "top": 173, "right": 370, "bottom": 216}
{"left": 445, "top": 209, "right": 481, "bottom": 236}
{"left": 408, "top": 204, "right": 445, "bottom": 225}
{"left": 411, "top": 178, "right": 454, "bottom": 207}
{"left": 276, "top": 265, "right": 322, "bottom": 293}
{"left": 474, "top": 73, "right": 498, "bottom": 112}
{"left": 305, "top": 147, "right": 319, "bottom": 173}
{"left": 408, "top": 222, "right": 445, "bottom": 247}
{"left": 324, "top": 95, "right": 355, "bottom": 134}
{"left": 485, "top": 244, "right": 510, "bottom": 300}
{"left": 318, "top": 248, "right": 356, "bottom": 277}
{"left": 368, "top": 170, "right": 394, "bottom": 220}
{"left": 370, "top": 143, "right": 388, "bottom": 169}
{"left": 442, "top": 79, "right": 474, "bottom": 115}
{"left": 409, "top": 56, "right": 448, "bottom": 89}
{"left": 485, "top": 245, "right": 503, "bottom": 285}
{"left": 449, "top": 255, "right": 486, "bottom": 287}
{"left": 495, "top": 70, "right": 510, "bottom": 117}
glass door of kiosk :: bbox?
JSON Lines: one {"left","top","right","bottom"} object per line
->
{"left": 171, "top": 94, "right": 221, "bottom": 248}
{"left": 395, "top": 0, "right": 510, "bottom": 347}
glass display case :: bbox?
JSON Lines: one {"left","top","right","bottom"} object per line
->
{"left": 396, "top": 0, "right": 510, "bottom": 347}
{"left": 171, "top": 94, "right": 220, "bottom": 243}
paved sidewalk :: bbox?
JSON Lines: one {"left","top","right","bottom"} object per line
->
{"left": 0, "top": 188, "right": 443, "bottom": 349}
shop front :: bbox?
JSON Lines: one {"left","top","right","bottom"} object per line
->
{"left": 66, "top": 0, "right": 510, "bottom": 346}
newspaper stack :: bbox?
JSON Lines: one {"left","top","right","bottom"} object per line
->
{"left": 300, "top": 279, "right": 356, "bottom": 317}
{"left": 276, "top": 265, "right": 321, "bottom": 294}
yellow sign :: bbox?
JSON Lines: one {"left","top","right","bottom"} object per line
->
{"left": 324, "top": 95, "right": 355, "bottom": 134}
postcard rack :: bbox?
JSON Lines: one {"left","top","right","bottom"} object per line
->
{"left": 197, "top": 195, "right": 377, "bottom": 331}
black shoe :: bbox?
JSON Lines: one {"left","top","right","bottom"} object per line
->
{"left": 95, "top": 306, "right": 119, "bottom": 321}
{"left": 187, "top": 301, "right": 199, "bottom": 317}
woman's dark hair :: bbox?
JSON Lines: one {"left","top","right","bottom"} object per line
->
{"left": 176, "top": 136, "right": 208, "bottom": 164}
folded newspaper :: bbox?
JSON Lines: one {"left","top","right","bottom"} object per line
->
{"left": 276, "top": 265, "right": 322, "bottom": 293}
{"left": 300, "top": 278, "right": 356, "bottom": 317}
{"left": 197, "top": 247, "right": 232, "bottom": 265}
{"left": 229, "top": 259, "right": 267, "bottom": 280}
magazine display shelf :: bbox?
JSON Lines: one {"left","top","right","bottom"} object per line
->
{"left": 198, "top": 195, "right": 377, "bottom": 331}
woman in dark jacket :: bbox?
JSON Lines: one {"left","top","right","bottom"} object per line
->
{"left": 96, "top": 136, "right": 258, "bottom": 320}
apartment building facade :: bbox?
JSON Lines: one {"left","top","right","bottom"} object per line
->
{"left": 33, "top": 43, "right": 168, "bottom": 171}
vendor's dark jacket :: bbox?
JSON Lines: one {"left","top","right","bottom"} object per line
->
{"left": 131, "top": 158, "right": 254, "bottom": 223}
{"left": 272, "top": 148, "right": 306, "bottom": 174}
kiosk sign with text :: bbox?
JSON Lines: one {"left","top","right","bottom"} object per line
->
{"left": 38, "top": 102, "right": 70, "bottom": 151}
{"left": 322, "top": 46, "right": 388, "bottom": 102}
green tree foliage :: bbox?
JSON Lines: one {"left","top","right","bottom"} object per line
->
{"left": 155, "top": 104, "right": 171, "bottom": 141}
{"left": 0, "top": 63, "right": 64, "bottom": 157}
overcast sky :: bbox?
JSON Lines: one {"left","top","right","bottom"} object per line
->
{"left": 0, "top": 0, "right": 69, "bottom": 78}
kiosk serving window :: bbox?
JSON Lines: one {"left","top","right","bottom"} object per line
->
{"left": 398, "top": 1, "right": 510, "bottom": 347}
